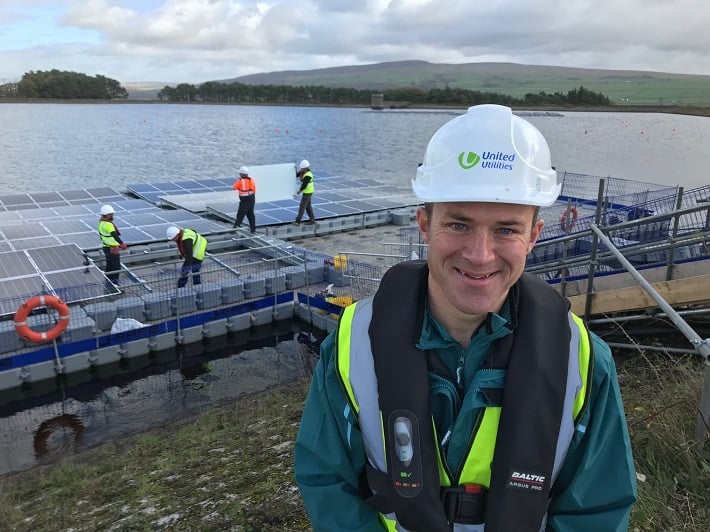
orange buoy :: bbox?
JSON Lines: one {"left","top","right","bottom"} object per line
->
{"left": 559, "top": 206, "right": 579, "bottom": 233}
{"left": 14, "top": 295, "right": 71, "bottom": 343}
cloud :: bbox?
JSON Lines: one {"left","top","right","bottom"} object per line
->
{"left": 0, "top": 0, "right": 709, "bottom": 84}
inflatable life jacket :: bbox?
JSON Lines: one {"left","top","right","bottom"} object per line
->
{"left": 335, "top": 261, "right": 593, "bottom": 531}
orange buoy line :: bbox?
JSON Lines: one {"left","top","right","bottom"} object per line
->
{"left": 14, "top": 295, "right": 71, "bottom": 343}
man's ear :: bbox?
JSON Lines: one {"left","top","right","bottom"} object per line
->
{"left": 416, "top": 207, "right": 429, "bottom": 244}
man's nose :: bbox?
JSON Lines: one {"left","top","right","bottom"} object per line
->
{"left": 461, "top": 230, "right": 495, "bottom": 263}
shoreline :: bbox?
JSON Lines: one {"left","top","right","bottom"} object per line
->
{"left": 2, "top": 98, "right": 710, "bottom": 117}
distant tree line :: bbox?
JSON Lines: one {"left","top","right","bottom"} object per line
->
{"left": 157, "top": 81, "right": 610, "bottom": 106}
{"left": 0, "top": 70, "right": 128, "bottom": 100}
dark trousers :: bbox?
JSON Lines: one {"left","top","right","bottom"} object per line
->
{"left": 103, "top": 247, "right": 121, "bottom": 284}
{"left": 296, "top": 193, "right": 315, "bottom": 222}
{"left": 178, "top": 260, "right": 202, "bottom": 288}
{"left": 235, "top": 195, "right": 256, "bottom": 232}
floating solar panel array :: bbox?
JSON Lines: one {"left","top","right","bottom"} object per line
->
{"left": 0, "top": 196, "right": 227, "bottom": 253}
{"left": 207, "top": 173, "right": 421, "bottom": 226}
{"left": 0, "top": 187, "right": 126, "bottom": 212}
{"left": 127, "top": 168, "right": 421, "bottom": 229}
{"left": 127, "top": 178, "right": 234, "bottom": 205}
{"left": 0, "top": 244, "right": 118, "bottom": 317}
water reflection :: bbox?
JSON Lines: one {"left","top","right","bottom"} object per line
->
{"left": 0, "top": 319, "right": 325, "bottom": 475}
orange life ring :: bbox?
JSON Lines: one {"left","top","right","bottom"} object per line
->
{"left": 559, "top": 206, "right": 579, "bottom": 232}
{"left": 14, "top": 295, "right": 71, "bottom": 343}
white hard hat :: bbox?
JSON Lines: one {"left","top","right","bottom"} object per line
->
{"left": 412, "top": 104, "right": 560, "bottom": 207}
{"left": 239, "top": 166, "right": 249, "bottom": 175}
{"left": 166, "top": 226, "right": 180, "bottom": 240}
{"left": 298, "top": 159, "right": 310, "bottom": 170}
{"left": 100, "top": 204, "right": 114, "bottom": 215}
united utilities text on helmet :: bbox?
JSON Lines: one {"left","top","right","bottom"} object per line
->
{"left": 458, "top": 150, "right": 516, "bottom": 171}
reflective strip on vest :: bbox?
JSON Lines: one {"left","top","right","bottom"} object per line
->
{"left": 234, "top": 177, "right": 256, "bottom": 196}
{"left": 98, "top": 220, "right": 119, "bottom": 247}
{"left": 182, "top": 229, "right": 207, "bottom": 260}
{"left": 337, "top": 299, "right": 591, "bottom": 531}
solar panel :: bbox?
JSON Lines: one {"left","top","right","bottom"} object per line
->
{"left": 318, "top": 192, "right": 354, "bottom": 202}
{"left": 0, "top": 276, "right": 46, "bottom": 315}
{"left": 11, "top": 236, "right": 63, "bottom": 250}
{"left": 186, "top": 219, "right": 230, "bottom": 235}
{"left": 58, "top": 189, "right": 92, "bottom": 201}
{"left": 124, "top": 183, "right": 156, "bottom": 193}
{"left": 27, "top": 245, "right": 87, "bottom": 272}
{"left": 120, "top": 213, "right": 167, "bottom": 226}
{"left": 312, "top": 205, "right": 341, "bottom": 218}
{"left": 0, "top": 211, "right": 22, "bottom": 224}
{"left": 44, "top": 269, "right": 117, "bottom": 302}
{"left": 29, "top": 192, "right": 64, "bottom": 203}
{"left": 1, "top": 224, "right": 51, "bottom": 239}
{"left": 111, "top": 199, "right": 159, "bottom": 212}
{"left": 0, "top": 251, "right": 36, "bottom": 277}
{"left": 58, "top": 233, "right": 99, "bottom": 249}
{"left": 115, "top": 226, "right": 154, "bottom": 243}
{"left": 0, "top": 187, "right": 125, "bottom": 211}
{"left": 52, "top": 205, "right": 95, "bottom": 217}
{"left": 52, "top": 220, "right": 94, "bottom": 233}
{"left": 12, "top": 209, "right": 55, "bottom": 221}
{"left": 0, "top": 244, "right": 119, "bottom": 316}
{"left": 86, "top": 187, "right": 121, "bottom": 198}
{"left": 256, "top": 211, "right": 290, "bottom": 225}
{"left": 321, "top": 203, "right": 361, "bottom": 216}
{"left": 341, "top": 200, "right": 387, "bottom": 212}
{"left": 154, "top": 210, "right": 204, "bottom": 223}
{"left": 0, "top": 194, "right": 32, "bottom": 206}
{"left": 139, "top": 225, "right": 171, "bottom": 240}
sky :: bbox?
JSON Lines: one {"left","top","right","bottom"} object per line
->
{"left": 1, "top": 0, "right": 710, "bottom": 86}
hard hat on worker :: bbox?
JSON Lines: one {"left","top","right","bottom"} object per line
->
{"left": 100, "top": 204, "right": 115, "bottom": 215}
{"left": 299, "top": 160, "right": 310, "bottom": 170}
{"left": 412, "top": 104, "right": 560, "bottom": 207}
{"left": 166, "top": 226, "right": 181, "bottom": 240}
{"left": 239, "top": 166, "right": 249, "bottom": 175}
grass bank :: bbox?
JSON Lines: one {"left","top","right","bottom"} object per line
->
{"left": 0, "top": 348, "right": 708, "bottom": 531}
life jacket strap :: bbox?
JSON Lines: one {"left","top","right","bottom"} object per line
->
{"left": 359, "top": 464, "right": 396, "bottom": 514}
{"left": 362, "top": 462, "right": 488, "bottom": 526}
{"left": 441, "top": 483, "right": 487, "bottom": 525}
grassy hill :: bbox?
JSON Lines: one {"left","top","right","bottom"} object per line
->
{"left": 219, "top": 60, "right": 710, "bottom": 107}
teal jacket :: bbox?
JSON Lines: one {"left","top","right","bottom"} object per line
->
{"left": 294, "top": 303, "right": 637, "bottom": 531}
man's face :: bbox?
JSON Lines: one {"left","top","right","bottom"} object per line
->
{"left": 417, "top": 201, "right": 542, "bottom": 323}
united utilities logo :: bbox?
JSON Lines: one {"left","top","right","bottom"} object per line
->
{"left": 458, "top": 151, "right": 481, "bottom": 169}
{"left": 458, "top": 151, "right": 516, "bottom": 171}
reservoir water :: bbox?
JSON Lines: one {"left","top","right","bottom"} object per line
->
{"left": 0, "top": 104, "right": 708, "bottom": 193}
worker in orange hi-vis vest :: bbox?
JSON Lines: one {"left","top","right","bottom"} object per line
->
{"left": 232, "top": 165, "right": 257, "bottom": 233}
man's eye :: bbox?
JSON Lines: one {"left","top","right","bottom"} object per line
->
{"left": 450, "top": 223, "right": 466, "bottom": 231}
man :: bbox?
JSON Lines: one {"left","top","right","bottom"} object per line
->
{"left": 293, "top": 159, "right": 316, "bottom": 225}
{"left": 294, "top": 105, "right": 636, "bottom": 531}
{"left": 232, "top": 165, "right": 257, "bottom": 233}
{"left": 166, "top": 226, "right": 208, "bottom": 288}
{"left": 97, "top": 204, "right": 127, "bottom": 286}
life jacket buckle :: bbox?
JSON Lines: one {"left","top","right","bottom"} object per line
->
{"left": 440, "top": 483, "right": 487, "bottom": 525}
